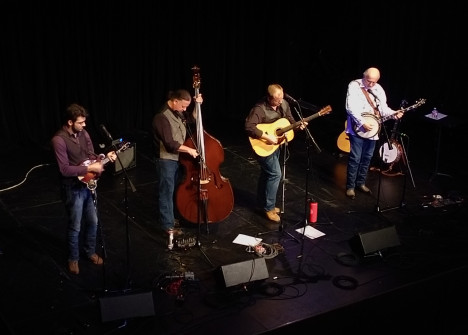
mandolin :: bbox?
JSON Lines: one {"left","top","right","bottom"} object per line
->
{"left": 78, "top": 141, "right": 131, "bottom": 190}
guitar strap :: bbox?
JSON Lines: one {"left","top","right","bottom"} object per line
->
{"left": 361, "top": 88, "right": 381, "bottom": 117}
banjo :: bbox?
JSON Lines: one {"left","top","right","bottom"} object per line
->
{"left": 379, "top": 100, "right": 406, "bottom": 164}
{"left": 354, "top": 98, "right": 426, "bottom": 139}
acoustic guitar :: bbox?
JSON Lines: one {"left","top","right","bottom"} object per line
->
{"left": 336, "top": 120, "right": 350, "bottom": 153}
{"left": 249, "top": 105, "right": 332, "bottom": 157}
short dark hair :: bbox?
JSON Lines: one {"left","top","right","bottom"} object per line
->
{"left": 168, "top": 89, "right": 192, "bottom": 101}
{"left": 62, "top": 103, "right": 88, "bottom": 125}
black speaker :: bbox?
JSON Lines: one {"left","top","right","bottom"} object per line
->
{"left": 112, "top": 139, "right": 136, "bottom": 174}
{"left": 99, "top": 291, "right": 154, "bottom": 322}
{"left": 350, "top": 225, "right": 400, "bottom": 256}
{"left": 216, "top": 258, "right": 269, "bottom": 288}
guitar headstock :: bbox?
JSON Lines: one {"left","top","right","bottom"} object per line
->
{"left": 118, "top": 142, "right": 131, "bottom": 152}
{"left": 319, "top": 105, "right": 332, "bottom": 116}
{"left": 192, "top": 65, "right": 201, "bottom": 89}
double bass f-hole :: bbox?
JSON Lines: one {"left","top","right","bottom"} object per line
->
{"left": 175, "top": 65, "right": 234, "bottom": 224}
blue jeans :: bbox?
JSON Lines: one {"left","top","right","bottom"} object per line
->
{"left": 256, "top": 149, "right": 281, "bottom": 212}
{"left": 61, "top": 183, "right": 99, "bottom": 262}
{"left": 157, "top": 158, "right": 179, "bottom": 231}
{"left": 346, "top": 134, "right": 376, "bottom": 190}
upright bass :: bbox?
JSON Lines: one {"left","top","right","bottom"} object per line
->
{"left": 176, "top": 66, "right": 234, "bottom": 224}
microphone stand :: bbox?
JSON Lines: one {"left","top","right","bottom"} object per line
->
{"left": 117, "top": 143, "right": 137, "bottom": 289}
{"left": 374, "top": 101, "right": 395, "bottom": 213}
{"left": 257, "top": 139, "right": 298, "bottom": 243}
{"left": 99, "top": 136, "right": 137, "bottom": 331}
{"left": 291, "top": 104, "right": 321, "bottom": 263}
{"left": 107, "top": 138, "right": 137, "bottom": 292}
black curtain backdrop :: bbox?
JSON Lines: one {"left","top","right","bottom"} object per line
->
{"left": 1, "top": 1, "right": 466, "bottom": 152}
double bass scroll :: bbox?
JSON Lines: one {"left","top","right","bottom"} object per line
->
{"left": 176, "top": 66, "right": 234, "bottom": 224}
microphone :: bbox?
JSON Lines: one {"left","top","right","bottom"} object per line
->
{"left": 100, "top": 124, "right": 113, "bottom": 142}
{"left": 284, "top": 93, "right": 298, "bottom": 104}
{"left": 367, "top": 89, "right": 379, "bottom": 100}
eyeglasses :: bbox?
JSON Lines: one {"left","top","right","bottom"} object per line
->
{"left": 365, "top": 78, "right": 378, "bottom": 84}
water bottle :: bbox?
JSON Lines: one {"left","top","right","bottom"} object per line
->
{"left": 431, "top": 107, "right": 438, "bottom": 119}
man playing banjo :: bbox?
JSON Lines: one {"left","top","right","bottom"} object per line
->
{"left": 344, "top": 67, "right": 403, "bottom": 199}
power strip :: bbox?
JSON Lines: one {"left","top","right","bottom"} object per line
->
{"left": 165, "top": 272, "right": 195, "bottom": 281}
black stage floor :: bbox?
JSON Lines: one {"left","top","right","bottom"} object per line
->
{"left": 1, "top": 119, "right": 467, "bottom": 335}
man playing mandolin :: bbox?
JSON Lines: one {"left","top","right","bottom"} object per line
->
{"left": 345, "top": 67, "right": 403, "bottom": 199}
{"left": 51, "top": 103, "right": 117, "bottom": 274}
{"left": 245, "top": 84, "right": 307, "bottom": 223}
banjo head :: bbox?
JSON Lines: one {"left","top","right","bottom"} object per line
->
{"left": 379, "top": 141, "right": 401, "bottom": 164}
{"left": 354, "top": 113, "right": 380, "bottom": 139}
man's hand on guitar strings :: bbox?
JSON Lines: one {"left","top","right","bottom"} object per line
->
{"left": 107, "top": 151, "right": 117, "bottom": 162}
{"left": 263, "top": 134, "right": 278, "bottom": 145}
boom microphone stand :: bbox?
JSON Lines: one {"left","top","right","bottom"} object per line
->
{"left": 375, "top": 102, "right": 415, "bottom": 213}
{"left": 97, "top": 127, "right": 140, "bottom": 330}
{"left": 117, "top": 159, "right": 137, "bottom": 291}
{"left": 290, "top": 103, "right": 322, "bottom": 260}
{"left": 100, "top": 126, "right": 137, "bottom": 291}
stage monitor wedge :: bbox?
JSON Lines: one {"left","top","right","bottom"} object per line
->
{"left": 216, "top": 258, "right": 269, "bottom": 288}
{"left": 99, "top": 291, "right": 154, "bottom": 322}
{"left": 350, "top": 225, "right": 400, "bottom": 256}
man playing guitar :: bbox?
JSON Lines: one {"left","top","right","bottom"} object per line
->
{"left": 245, "top": 84, "right": 307, "bottom": 223}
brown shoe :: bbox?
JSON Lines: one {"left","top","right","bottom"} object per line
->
{"left": 89, "top": 254, "right": 103, "bottom": 265}
{"left": 68, "top": 260, "right": 79, "bottom": 274}
{"left": 274, "top": 207, "right": 280, "bottom": 214}
{"left": 265, "top": 209, "right": 281, "bottom": 223}
{"left": 357, "top": 185, "right": 371, "bottom": 194}
{"left": 346, "top": 188, "right": 356, "bottom": 199}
